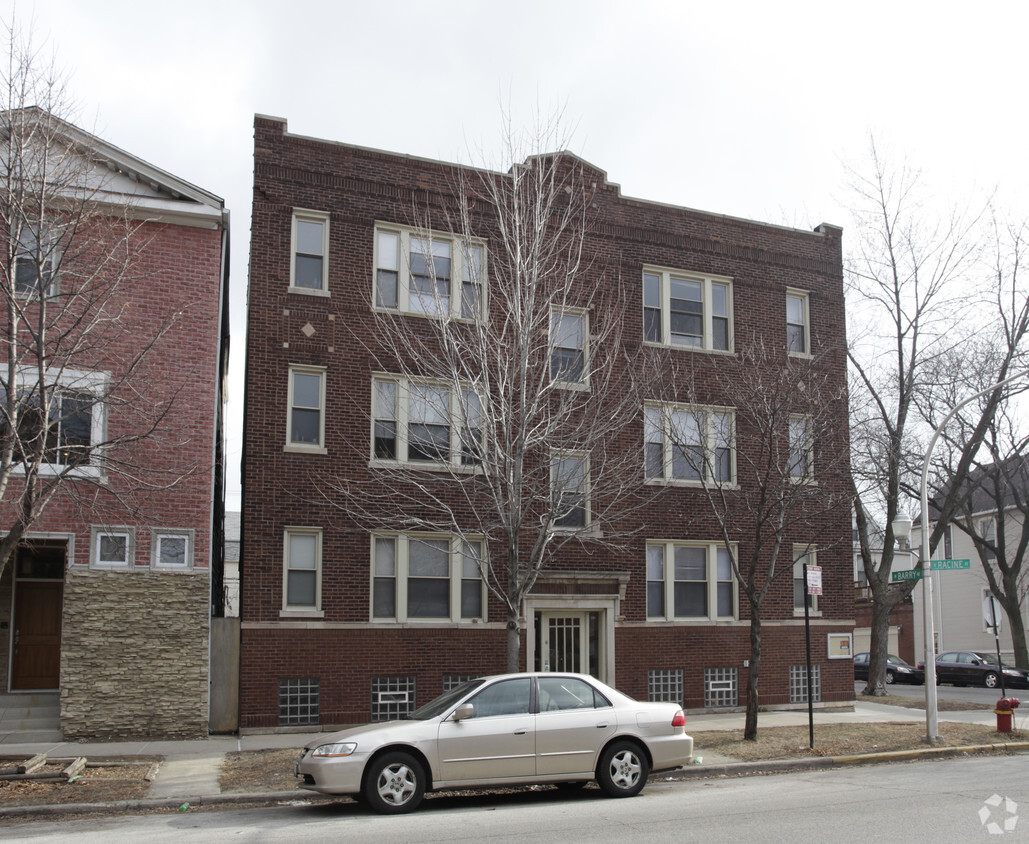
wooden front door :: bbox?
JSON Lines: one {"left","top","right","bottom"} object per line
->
{"left": 11, "top": 580, "right": 63, "bottom": 690}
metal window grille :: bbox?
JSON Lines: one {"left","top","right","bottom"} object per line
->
{"left": 789, "top": 664, "right": 821, "bottom": 703}
{"left": 278, "top": 678, "right": 320, "bottom": 726}
{"left": 371, "top": 676, "right": 416, "bottom": 721}
{"left": 443, "top": 674, "right": 478, "bottom": 692}
{"left": 704, "top": 668, "right": 738, "bottom": 708}
{"left": 648, "top": 669, "right": 684, "bottom": 704}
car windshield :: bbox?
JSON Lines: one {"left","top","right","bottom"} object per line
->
{"left": 408, "top": 679, "right": 486, "bottom": 720}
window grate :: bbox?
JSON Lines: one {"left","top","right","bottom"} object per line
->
{"left": 278, "top": 678, "right": 320, "bottom": 726}
{"left": 648, "top": 669, "right": 684, "bottom": 704}
{"left": 789, "top": 664, "right": 821, "bottom": 703}
{"left": 704, "top": 667, "right": 738, "bottom": 708}
{"left": 371, "top": 676, "right": 416, "bottom": 721}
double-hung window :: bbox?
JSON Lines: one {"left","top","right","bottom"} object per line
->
{"left": 374, "top": 224, "right": 486, "bottom": 319}
{"left": 372, "top": 533, "right": 485, "bottom": 622}
{"left": 286, "top": 365, "right": 326, "bottom": 452}
{"left": 645, "top": 402, "right": 735, "bottom": 485}
{"left": 550, "top": 308, "right": 587, "bottom": 386}
{"left": 788, "top": 414, "right": 813, "bottom": 481}
{"left": 552, "top": 451, "right": 589, "bottom": 529}
{"left": 793, "top": 547, "right": 819, "bottom": 615}
{"left": 643, "top": 268, "right": 731, "bottom": 351}
{"left": 646, "top": 541, "right": 736, "bottom": 620}
{"left": 283, "top": 527, "right": 322, "bottom": 614}
{"left": 15, "top": 224, "right": 57, "bottom": 297}
{"left": 371, "top": 376, "right": 482, "bottom": 468}
{"left": 290, "top": 210, "right": 330, "bottom": 294}
{"left": 786, "top": 289, "right": 809, "bottom": 355}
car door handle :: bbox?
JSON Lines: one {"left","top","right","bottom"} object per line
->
{"left": 596, "top": 723, "right": 609, "bottom": 729}
{"left": 514, "top": 728, "right": 527, "bottom": 735}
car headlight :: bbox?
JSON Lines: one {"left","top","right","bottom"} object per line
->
{"left": 311, "top": 742, "right": 358, "bottom": 757}
{"left": 1003, "top": 670, "right": 1020, "bottom": 677}
{"left": 897, "top": 667, "right": 912, "bottom": 673}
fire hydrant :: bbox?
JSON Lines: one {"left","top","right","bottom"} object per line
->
{"left": 995, "top": 697, "right": 1020, "bottom": 733}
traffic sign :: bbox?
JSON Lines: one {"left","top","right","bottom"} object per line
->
{"left": 931, "top": 558, "right": 970, "bottom": 571}
{"left": 806, "top": 565, "right": 822, "bottom": 595}
{"left": 891, "top": 569, "right": 922, "bottom": 582}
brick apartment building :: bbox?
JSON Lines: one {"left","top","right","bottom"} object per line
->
{"left": 0, "top": 109, "right": 229, "bottom": 738}
{"left": 241, "top": 114, "right": 852, "bottom": 729}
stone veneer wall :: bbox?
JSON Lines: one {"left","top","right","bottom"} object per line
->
{"left": 60, "top": 568, "right": 209, "bottom": 738}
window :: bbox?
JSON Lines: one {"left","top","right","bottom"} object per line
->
{"left": 643, "top": 267, "right": 731, "bottom": 351}
{"left": 645, "top": 402, "right": 735, "bottom": 485}
{"left": 793, "top": 547, "right": 819, "bottom": 615}
{"left": 282, "top": 527, "right": 322, "bottom": 614}
{"left": 646, "top": 541, "right": 736, "bottom": 621}
{"left": 151, "top": 529, "right": 194, "bottom": 570}
{"left": 286, "top": 365, "right": 326, "bottom": 452}
{"left": 551, "top": 451, "right": 589, "bottom": 529}
{"left": 279, "top": 678, "right": 320, "bottom": 726}
{"left": 15, "top": 224, "right": 56, "bottom": 296}
{"left": 786, "top": 290, "right": 809, "bottom": 355}
{"left": 789, "top": 664, "right": 821, "bottom": 703}
{"left": 372, "top": 533, "right": 485, "bottom": 622}
{"left": 648, "top": 669, "right": 684, "bottom": 704}
{"left": 371, "top": 376, "right": 482, "bottom": 468}
{"left": 704, "top": 668, "right": 739, "bottom": 708}
{"left": 538, "top": 676, "right": 611, "bottom": 711}
{"left": 291, "top": 210, "right": 329, "bottom": 293}
{"left": 374, "top": 225, "right": 486, "bottom": 319}
{"left": 90, "top": 526, "right": 134, "bottom": 569}
{"left": 371, "top": 676, "right": 416, "bottom": 721}
{"left": 550, "top": 309, "right": 587, "bottom": 385}
{"left": 466, "top": 677, "right": 532, "bottom": 718}
{"left": 980, "top": 517, "right": 997, "bottom": 561}
{"left": 789, "top": 415, "right": 813, "bottom": 481}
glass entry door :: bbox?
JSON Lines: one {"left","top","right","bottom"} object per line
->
{"left": 536, "top": 611, "right": 598, "bottom": 676}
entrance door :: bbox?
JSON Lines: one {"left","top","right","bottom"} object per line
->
{"left": 12, "top": 581, "right": 63, "bottom": 689}
{"left": 537, "top": 611, "right": 593, "bottom": 675}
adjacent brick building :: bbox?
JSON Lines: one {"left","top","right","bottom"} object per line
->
{"left": 241, "top": 115, "right": 852, "bottom": 730}
{"left": 0, "top": 110, "right": 229, "bottom": 738}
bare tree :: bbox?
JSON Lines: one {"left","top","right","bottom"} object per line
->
{"left": 847, "top": 140, "right": 1022, "bottom": 695}
{"left": 0, "top": 21, "right": 199, "bottom": 580}
{"left": 666, "top": 339, "right": 850, "bottom": 739}
{"left": 319, "top": 123, "right": 661, "bottom": 671}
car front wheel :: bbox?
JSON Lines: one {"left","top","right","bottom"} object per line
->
{"left": 985, "top": 672, "right": 999, "bottom": 689}
{"left": 597, "top": 741, "right": 649, "bottom": 798}
{"left": 885, "top": 671, "right": 895, "bottom": 685}
{"left": 364, "top": 752, "right": 425, "bottom": 814}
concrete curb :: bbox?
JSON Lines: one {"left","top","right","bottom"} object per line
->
{"left": 3, "top": 742, "right": 1028, "bottom": 820}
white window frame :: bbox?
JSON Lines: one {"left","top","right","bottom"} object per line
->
{"left": 150, "top": 528, "right": 195, "bottom": 570}
{"left": 90, "top": 526, "right": 135, "bottom": 570}
{"left": 285, "top": 364, "right": 327, "bottom": 454}
{"left": 370, "top": 533, "right": 487, "bottom": 623}
{"left": 789, "top": 414, "right": 814, "bottom": 482}
{"left": 370, "top": 375, "right": 481, "bottom": 470}
{"left": 14, "top": 223, "right": 59, "bottom": 298}
{"left": 644, "top": 401, "right": 736, "bottom": 486}
{"left": 642, "top": 266, "right": 732, "bottom": 352}
{"left": 6, "top": 366, "right": 108, "bottom": 479}
{"left": 982, "top": 588, "right": 1003, "bottom": 633}
{"left": 551, "top": 450, "right": 590, "bottom": 531}
{"left": 786, "top": 288, "right": 810, "bottom": 356}
{"left": 793, "top": 546, "right": 820, "bottom": 616}
{"left": 550, "top": 307, "right": 589, "bottom": 388}
{"left": 290, "top": 209, "right": 330, "bottom": 295}
{"left": 373, "top": 223, "right": 487, "bottom": 320}
{"left": 281, "top": 526, "right": 323, "bottom": 617}
{"left": 645, "top": 540, "right": 737, "bottom": 621}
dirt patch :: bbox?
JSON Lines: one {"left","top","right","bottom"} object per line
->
{"left": 220, "top": 748, "right": 306, "bottom": 794}
{"left": 692, "top": 722, "right": 1026, "bottom": 762}
{"left": 0, "top": 757, "right": 159, "bottom": 808}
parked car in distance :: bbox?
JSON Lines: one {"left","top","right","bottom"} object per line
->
{"left": 853, "top": 652, "right": 924, "bottom": 685}
{"left": 295, "top": 672, "right": 694, "bottom": 814}
{"left": 927, "top": 651, "right": 1029, "bottom": 689}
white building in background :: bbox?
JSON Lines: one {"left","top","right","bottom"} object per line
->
{"left": 224, "top": 511, "right": 240, "bottom": 617}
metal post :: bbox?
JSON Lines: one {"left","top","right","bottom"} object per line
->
{"left": 804, "top": 562, "right": 814, "bottom": 749}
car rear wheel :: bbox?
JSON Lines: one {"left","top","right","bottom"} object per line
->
{"left": 985, "top": 672, "right": 1000, "bottom": 689}
{"left": 597, "top": 741, "right": 649, "bottom": 798}
{"left": 364, "top": 752, "right": 425, "bottom": 814}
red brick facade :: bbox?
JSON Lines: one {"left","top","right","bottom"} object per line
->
{"left": 241, "top": 115, "right": 853, "bottom": 729}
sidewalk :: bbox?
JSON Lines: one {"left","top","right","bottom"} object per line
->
{"left": 0, "top": 701, "right": 1024, "bottom": 818}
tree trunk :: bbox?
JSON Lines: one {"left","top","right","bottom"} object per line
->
{"left": 744, "top": 617, "right": 761, "bottom": 740}
{"left": 506, "top": 610, "right": 521, "bottom": 673}
{"left": 1001, "top": 590, "right": 1029, "bottom": 668}
{"left": 862, "top": 594, "right": 895, "bottom": 696}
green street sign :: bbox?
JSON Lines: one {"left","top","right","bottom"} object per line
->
{"left": 891, "top": 569, "right": 922, "bottom": 582}
{"left": 931, "top": 558, "right": 971, "bottom": 571}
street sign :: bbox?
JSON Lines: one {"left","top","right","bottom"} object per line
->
{"left": 891, "top": 569, "right": 922, "bottom": 582}
{"left": 983, "top": 595, "right": 1002, "bottom": 630}
{"left": 931, "top": 558, "right": 971, "bottom": 571}
{"left": 806, "top": 565, "right": 822, "bottom": 595}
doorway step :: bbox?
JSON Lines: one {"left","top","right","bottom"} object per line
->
{"left": 0, "top": 693, "right": 62, "bottom": 743}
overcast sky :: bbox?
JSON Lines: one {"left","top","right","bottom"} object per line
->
{"left": 6, "top": 0, "right": 1028, "bottom": 510}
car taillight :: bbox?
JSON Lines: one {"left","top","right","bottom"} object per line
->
{"left": 916, "top": 661, "right": 924, "bottom": 669}
{"left": 671, "top": 709, "right": 686, "bottom": 727}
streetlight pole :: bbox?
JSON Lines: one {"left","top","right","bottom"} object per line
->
{"left": 917, "top": 368, "right": 1029, "bottom": 743}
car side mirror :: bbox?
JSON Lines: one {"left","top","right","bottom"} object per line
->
{"left": 452, "top": 703, "right": 474, "bottom": 722}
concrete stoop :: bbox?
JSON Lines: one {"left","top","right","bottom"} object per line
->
{"left": 0, "top": 693, "right": 63, "bottom": 743}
